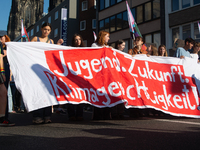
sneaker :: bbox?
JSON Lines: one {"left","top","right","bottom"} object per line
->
{"left": 32, "top": 117, "right": 44, "bottom": 124}
{"left": 44, "top": 117, "right": 52, "bottom": 124}
{"left": 0, "top": 119, "right": 15, "bottom": 127}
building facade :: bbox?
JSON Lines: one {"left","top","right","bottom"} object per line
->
{"left": 79, "top": 0, "right": 97, "bottom": 46}
{"left": 14, "top": 0, "right": 80, "bottom": 46}
{"left": 7, "top": 0, "right": 44, "bottom": 41}
{"left": 165, "top": 0, "right": 200, "bottom": 55}
{"left": 97, "top": 0, "right": 164, "bottom": 53}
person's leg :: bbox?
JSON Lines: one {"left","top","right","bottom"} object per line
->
{"left": 76, "top": 104, "right": 84, "bottom": 121}
{"left": 7, "top": 83, "right": 13, "bottom": 112}
{"left": 0, "top": 84, "right": 7, "bottom": 117}
{"left": 67, "top": 104, "right": 76, "bottom": 120}
{"left": 10, "top": 82, "right": 16, "bottom": 111}
{"left": 4, "top": 62, "right": 10, "bottom": 120}
{"left": 0, "top": 78, "right": 15, "bottom": 126}
{"left": 44, "top": 106, "right": 52, "bottom": 123}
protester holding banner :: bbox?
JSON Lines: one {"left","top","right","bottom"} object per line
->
{"left": 0, "top": 34, "right": 16, "bottom": 125}
{"left": 67, "top": 34, "right": 85, "bottom": 121}
{"left": 0, "top": 41, "right": 14, "bottom": 126}
{"left": 31, "top": 22, "right": 63, "bottom": 45}
{"left": 31, "top": 22, "right": 63, "bottom": 124}
{"left": 128, "top": 36, "right": 147, "bottom": 55}
{"left": 91, "top": 31, "right": 110, "bottom": 48}
{"left": 91, "top": 31, "right": 112, "bottom": 120}
{"left": 173, "top": 38, "right": 194, "bottom": 58}
{"left": 115, "top": 40, "right": 126, "bottom": 51}
{"left": 158, "top": 44, "right": 168, "bottom": 57}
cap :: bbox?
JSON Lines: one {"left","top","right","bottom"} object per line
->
{"left": 0, "top": 30, "right": 7, "bottom": 37}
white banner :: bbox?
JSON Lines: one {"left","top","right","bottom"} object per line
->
{"left": 6, "top": 42, "right": 200, "bottom": 118}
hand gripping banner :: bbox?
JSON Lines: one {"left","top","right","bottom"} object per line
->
{"left": 6, "top": 42, "right": 200, "bottom": 118}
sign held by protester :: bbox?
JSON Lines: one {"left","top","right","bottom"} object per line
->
{"left": 7, "top": 42, "right": 200, "bottom": 118}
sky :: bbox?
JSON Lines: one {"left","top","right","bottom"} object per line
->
{"left": 0, "top": 0, "right": 49, "bottom": 31}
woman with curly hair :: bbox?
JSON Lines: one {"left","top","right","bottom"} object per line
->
{"left": 91, "top": 31, "right": 110, "bottom": 47}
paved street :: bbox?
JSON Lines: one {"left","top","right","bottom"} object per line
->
{"left": 0, "top": 110, "right": 200, "bottom": 150}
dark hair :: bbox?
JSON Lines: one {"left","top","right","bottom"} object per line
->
{"left": 135, "top": 36, "right": 145, "bottom": 44}
{"left": 72, "top": 34, "right": 85, "bottom": 47}
{"left": 185, "top": 38, "right": 194, "bottom": 45}
{"left": 41, "top": 22, "right": 52, "bottom": 30}
{"left": 115, "top": 39, "right": 125, "bottom": 49}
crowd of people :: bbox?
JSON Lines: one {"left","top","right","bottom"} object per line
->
{"left": 0, "top": 22, "right": 199, "bottom": 126}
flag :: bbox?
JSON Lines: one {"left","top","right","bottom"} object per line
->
{"left": 126, "top": 1, "right": 142, "bottom": 39}
{"left": 198, "top": 21, "right": 200, "bottom": 33}
{"left": 21, "top": 19, "right": 30, "bottom": 42}
{"left": 141, "top": 44, "right": 147, "bottom": 51}
{"left": 93, "top": 31, "right": 97, "bottom": 42}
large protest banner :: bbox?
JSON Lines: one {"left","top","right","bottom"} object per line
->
{"left": 7, "top": 42, "right": 200, "bottom": 118}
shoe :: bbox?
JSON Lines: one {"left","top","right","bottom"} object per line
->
{"left": 32, "top": 117, "right": 44, "bottom": 124}
{"left": 44, "top": 117, "right": 52, "bottom": 123}
{"left": 0, "top": 119, "right": 15, "bottom": 127}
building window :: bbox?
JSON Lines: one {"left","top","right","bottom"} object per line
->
{"left": 42, "top": 21, "right": 45, "bottom": 26}
{"left": 105, "top": 0, "right": 110, "bottom": 8}
{"left": 194, "top": 22, "right": 200, "bottom": 42}
{"left": 116, "top": 13, "right": 122, "bottom": 30}
{"left": 172, "top": 0, "right": 179, "bottom": 11}
{"left": 110, "top": 16, "right": 116, "bottom": 32}
{"left": 105, "top": 18, "right": 109, "bottom": 32}
{"left": 194, "top": 0, "right": 200, "bottom": 5}
{"left": 182, "top": 24, "right": 191, "bottom": 40}
{"left": 36, "top": 25, "right": 39, "bottom": 32}
{"left": 122, "top": 11, "right": 128, "bottom": 29}
{"left": 54, "top": 28, "right": 58, "bottom": 37}
{"left": 100, "top": 0, "right": 105, "bottom": 10}
{"left": 153, "top": 33, "right": 161, "bottom": 48}
{"left": 82, "top": 1, "right": 88, "bottom": 11}
{"left": 55, "top": 11, "right": 58, "bottom": 20}
{"left": 92, "top": 19, "right": 96, "bottom": 29}
{"left": 145, "top": 2, "right": 151, "bottom": 21}
{"left": 94, "top": 0, "right": 96, "bottom": 9}
{"left": 80, "top": 20, "right": 86, "bottom": 31}
{"left": 172, "top": 27, "right": 180, "bottom": 46}
{"left": 31, "top": 29, "right": 34, "bottom": 36}
{"left": 99, "top": 20, "right": 104, "bottom": 31}
{"left": 137, "top": 5, "right": 143, "bottom": 23}
{"left": 111, "top": 0, "right": 115, "bottom": 6}
{"left": 145, "top": 34, "right": 152, "bottom": 44}
{"left": 48, "top": 16, "right": 51, "bottom": 23}
{"left": 153, "top": 0, "right": 160, "bottom": 18}
{"left": 182, "top": 0, "right": 190, "bottom": 8}
{"left": 117, "top": 0, "right": 122, "bottom": 2}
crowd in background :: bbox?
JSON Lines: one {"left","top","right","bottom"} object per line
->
{"left": 0, "top": 22, "right": 200, "bottom": 126}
